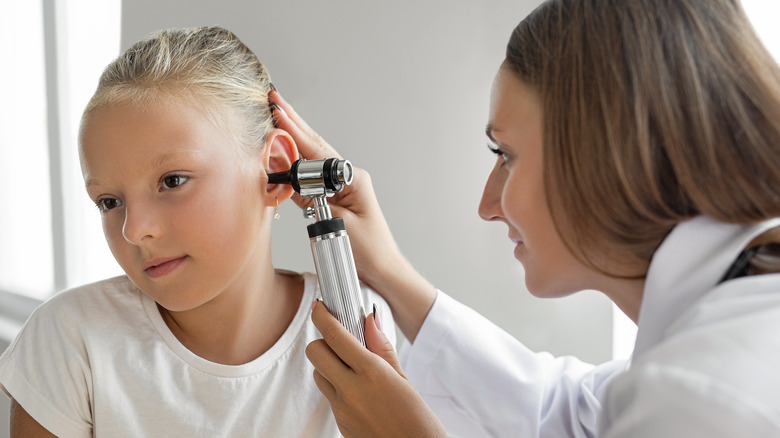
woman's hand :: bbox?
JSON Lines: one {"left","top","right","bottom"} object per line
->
{"left": 269, "top": 88, "right": 396, "bottom": 285}
{"left": 270, "top": 89, "right": 437, "bottom": 341}
{"left": 306, "top": 301, "right": 447, "bottom": 438}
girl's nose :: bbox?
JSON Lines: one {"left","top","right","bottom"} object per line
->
{"left": 478, "top": 161, "right": 505, "bottom": 222}
{"left": 122, "top": 203, "right": 162, "bottom": 245}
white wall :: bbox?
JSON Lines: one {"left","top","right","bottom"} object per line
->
{"left": 120, "top": 0, "right": 614, "bottom": 364}
{"left": 0, "top": 341, "right": 8, "bottom": 436}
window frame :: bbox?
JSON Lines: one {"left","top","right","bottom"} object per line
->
{"left": 0, "top": 0, "right": 123, "bottom": 344}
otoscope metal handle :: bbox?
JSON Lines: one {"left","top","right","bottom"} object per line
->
{"left": 308, "top": 218, "right": 366, "bottom": 346}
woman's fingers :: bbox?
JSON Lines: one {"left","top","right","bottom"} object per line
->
{"left": 307, "top": 302, "right": 447, "bottom": 438}
{"left": 269, "top": 88, "right": 316, "bottom": 141}
{"left": 312, "top": 368, "right": 337, "bottom": 401}
{"left": 308, "top": 300, "right": 370, "bottom": 371}
{"left": 306, "top": 335, "right": 356, "bottom": 384}
{"left": 364, "top": 310, "right": 406, "bottom": 377}
{"left": 269, "top": 88, "right": 342, "bottom": 160}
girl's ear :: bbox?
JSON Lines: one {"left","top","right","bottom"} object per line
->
{"left": 263, "top": 129, "right": 299, "bottom": 202}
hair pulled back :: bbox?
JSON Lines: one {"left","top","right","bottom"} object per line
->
{"left": 84, "top": 26, "right": 273, "bottom": 156}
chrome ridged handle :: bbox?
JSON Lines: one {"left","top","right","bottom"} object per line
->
{"left": 310, "top": 230, "right": 366, "bottom": 345}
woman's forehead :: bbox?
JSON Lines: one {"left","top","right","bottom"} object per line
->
{"left": 488, "top": 68, "right": 540, "bottom": 135}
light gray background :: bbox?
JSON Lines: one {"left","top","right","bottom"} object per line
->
{"left": 1, "top": 1, "right": 614, "bottom": 435}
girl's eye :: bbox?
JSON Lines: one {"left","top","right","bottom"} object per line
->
{"left": 96, "top": 197, "right": 122, "bottom": 213}
{"left": 161, "top": 174, "right": 189, "bottom": 190}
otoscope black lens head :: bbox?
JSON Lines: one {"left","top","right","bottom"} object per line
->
{"left": 323, "top": 158, "right": 342, "bottom": 191}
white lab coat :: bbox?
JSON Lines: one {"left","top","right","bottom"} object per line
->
{"left": 400, "top": 216, "right": 780, "bottom": 437}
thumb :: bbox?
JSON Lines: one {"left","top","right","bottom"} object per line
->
{"left": 365, "top": 305, "right": 405, "bottom": 377}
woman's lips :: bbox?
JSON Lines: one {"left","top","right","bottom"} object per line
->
{"left": 144, "top": 256, "right": 187, "bottom": 278}
{"left": 510, "top": 237, "right": 524, "bottom": 258}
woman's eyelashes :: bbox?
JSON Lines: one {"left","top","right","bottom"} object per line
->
{"left": 487, "top": 143, "right": 510, "bottom": 165}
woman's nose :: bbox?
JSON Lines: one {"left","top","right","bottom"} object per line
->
{"left": 122, "top": 203, "right": 162, "bottom": 245}
{"left": 478, "top": 162, "right": 505, "bottom": 222}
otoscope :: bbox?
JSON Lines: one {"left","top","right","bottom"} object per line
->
{"left": 268, "top": 158, "right": 367, "bottom": 346}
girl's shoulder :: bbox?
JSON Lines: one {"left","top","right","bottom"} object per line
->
{"left": 39, "top": 275, "right": 143, "bottom": 316}
{"left": 20, "top": 275, "right": 147, "bottom": 342}
{"left": 0, "top": 276, "right": 146, "bottom": 437}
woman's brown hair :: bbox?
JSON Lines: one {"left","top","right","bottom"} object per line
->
{"left": 506, "top": 0, "right": 780, "bottom": 276}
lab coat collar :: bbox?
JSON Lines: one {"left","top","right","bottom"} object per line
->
{"left": 633, "top": 215, "right": 780, "bottom": 361}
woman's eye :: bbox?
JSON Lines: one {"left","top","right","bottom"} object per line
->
{"left": 96, "top": 198, "right": 122, "bottom": 212}
{"left": 161, "top": 174, "right": 189, "bottom": 190}
{"left": 487, "top": 143, "right": 509, "bottom": 164}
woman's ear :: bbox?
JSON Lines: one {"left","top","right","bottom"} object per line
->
{"left": 263, "top": 129, "right": 299, "bottom": 202}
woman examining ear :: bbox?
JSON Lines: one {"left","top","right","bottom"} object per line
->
{"left": 0, "top": 26, "right": 394, "bottom": 437}
{"left": 271, "top": 0, "right": 780, "bottom": 436}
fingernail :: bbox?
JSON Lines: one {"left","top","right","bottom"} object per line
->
{"left": 373, "top": 303, "right": 383, "bottom": 332}
{"left": 269, "top": 82, "right": 277, "bottom": 92}
{"left": 270, "top": 102, "right": 288, "bottom": 119}
{"left": 312, "top": 299, "right": 318, "bottom": 311}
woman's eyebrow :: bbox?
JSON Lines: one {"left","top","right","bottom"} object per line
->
{"left": 485, "top": 123, "right": 499, "bottom": 143}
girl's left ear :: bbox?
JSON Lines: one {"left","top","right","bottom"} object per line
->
{"left": 263, "top": 129, "right": 299, "bottom": 202}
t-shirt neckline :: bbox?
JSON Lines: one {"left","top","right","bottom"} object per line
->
{"left": 141, "top": 271, "right": 315, "bottom": 378}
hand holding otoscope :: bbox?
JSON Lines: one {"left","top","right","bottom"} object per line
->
{"left": 269, "top": 90, "right": 437, "bottom": 343}
{"left": 270, "top": 90, "right": 447, "bottom": 438}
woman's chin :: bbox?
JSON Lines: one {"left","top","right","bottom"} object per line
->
{"left": 525, "top": 277, "right": 578, "bottom": 299}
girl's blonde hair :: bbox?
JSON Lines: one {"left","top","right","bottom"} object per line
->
{"left": 83, "top": 26, "right": 273, "bottom": 156}
{"left": 506, "top": 0, "right": 780, "bottom": 276}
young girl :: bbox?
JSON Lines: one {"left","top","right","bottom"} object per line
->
{"left": 271, "top": 0, "right": 780, "bottom": 436}
{"left": 0, "top": 26, "right": 393, "bottom": 437}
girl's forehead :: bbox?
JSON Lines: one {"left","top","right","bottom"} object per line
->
{"left": 80, "top": 97, "right": 238, "bottom": 167}
{"left": 79, "top": 87, "right": 262, "bottom": 179}
{"left": 82, "top": 92, "right": 242, "bottom": 145}
{"left": 86, "top": 86, "right": 238, "bottom": 122}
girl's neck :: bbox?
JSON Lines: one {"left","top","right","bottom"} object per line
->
{"left": 159, "top": 260, "right": 305, "bottom": 366}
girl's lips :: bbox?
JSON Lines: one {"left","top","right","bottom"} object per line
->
{"left": 144, "top": 256, "right": 187, "bottom": 278}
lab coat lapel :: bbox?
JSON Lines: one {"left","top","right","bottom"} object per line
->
{"left": 632, "top": 216, "right": 780, "bottom": 361}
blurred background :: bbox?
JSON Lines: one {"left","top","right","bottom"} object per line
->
{"left": 1, "top": 0, "right": 778, "bottom": 433}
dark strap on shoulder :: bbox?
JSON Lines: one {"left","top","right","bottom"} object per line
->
{"left": 719, "top": 246, "right": 760, "bottom": 284}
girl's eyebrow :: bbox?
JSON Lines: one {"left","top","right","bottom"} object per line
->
{"left": 85, "top": 150, "right": 206, "bottom": 189}
{"left": 85, "top": 177, "right": 105, "bottom": 189}
{"left": 142, "top": 150, "right": 207, "bottom": 173}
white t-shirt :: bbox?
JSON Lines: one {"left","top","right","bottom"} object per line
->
{"left": 0, "top": 272, "right": 394, "bottom": 438}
